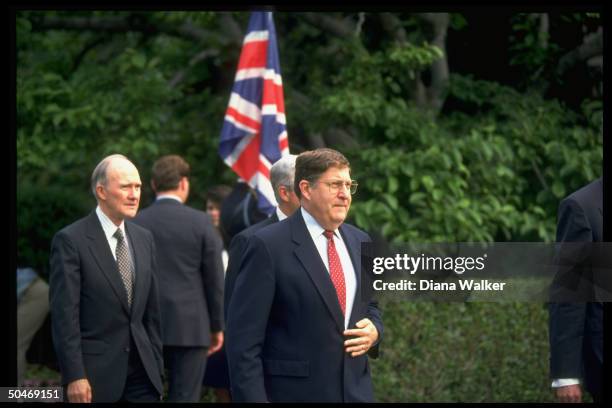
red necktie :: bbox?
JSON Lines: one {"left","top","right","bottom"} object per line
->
{"left": 323, "top": 230, "right": 346, "bottom": 316}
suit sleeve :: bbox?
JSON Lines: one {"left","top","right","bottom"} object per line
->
{"left": 549, "top": 197, "right": 590, "bottom": 380}
{"left": 201, "top": 220, "right": 225, "bottom": 333}
{"left": 361, "top": 231, "right": 383, "bottom": 358}
{"left": 49, "top": 231, "right": 86, "bottom": 385}
{"left": 224, "top": 233, "right": 249, "bottom": 320}
{"left": 226, "top": 235, "right": 275, "bottom": 402}
{"left": 366, "top": 300, "right": 383, "bottom": 359}
{"left": 143, "top": 236, "right": 164, "bottom": 375}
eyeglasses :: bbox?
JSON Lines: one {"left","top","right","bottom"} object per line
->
{"left": 316, "top": 179, "right": 358, "bottom": 195}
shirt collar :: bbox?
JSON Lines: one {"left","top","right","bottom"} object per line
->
{"left": 276, "top": 206, "right": 288, "bottom": 221}
{"left": 156, "top": 194, "right": 183, "bottom": 203}
{"left": 300, "top": 207, "right": 339, "bottom": 239}
{"left": 96, "top": 206, "right": 126, "bottom": 241}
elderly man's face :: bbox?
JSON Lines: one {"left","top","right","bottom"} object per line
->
{"left": 98, "top": 159, "right": 141, "bottom": 225}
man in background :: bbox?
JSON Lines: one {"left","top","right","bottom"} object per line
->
{"left": 211, "top": 154, "right": 299, "bottom": 403}
{"left": 17, "top": 267, "right": 49, "bottom": 386}
{"left": 549, "top": 177, "right": 603, "bottom": 403}
{"left": 220, "top": 181, "right": 267, "bottom": 245}
{"left": 224, "top": 154, "right": 300, "bottom": 314}
{"left": 134, "top": 154, "right": 224, "bottom": 402}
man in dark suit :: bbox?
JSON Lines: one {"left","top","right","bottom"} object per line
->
{"left": 226, "top": 148, "right": 383, "bottom": 402}
{"left": 549, "top": 177, "right": 603, "bottom": 403}
{"left": 49, "top": 154, "right": 164, "bottom": 402}
{"left": 133, "top": 155, "right": 224, "bottom": 402}
{"left": 220, "top": 181, "right": 268, "bottom": 246}
{"left": 224, "top": 154, "right": 300, "bottom": 315}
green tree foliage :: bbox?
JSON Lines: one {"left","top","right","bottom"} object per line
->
{"left": 346, "top": 74, "right": 601, "bottom": 243}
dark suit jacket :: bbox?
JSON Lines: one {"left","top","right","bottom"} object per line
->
{"left": 226, "top": 210, "right": 383, "bottom": 402}
{"left": 49, "top": 212, "right": 164, "bottom": 402}
{"left": 134, "top": 198, "right": 225, "bottom": 345}
{"left": 224, "top": 212, "right": 278, "bottom": 318}
{"left": 220, "top": 182, "right": 268, "bottom": 246}
{"left": 549, "top": 178, "right": 602, "bottom": 399}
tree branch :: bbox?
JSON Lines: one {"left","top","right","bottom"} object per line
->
{"left": 31, "top": 14, "right": 222, "bottom": 44}
{"left": 379, "top": 12, "right": 407, "bottom": 43}
{"left": 306, "top": 132, "right": 327, "bottom": 149}
{"left": 537, "top": 13, "right": 549, "bottom": 48}
{"left": 301, "top": 12, "right": 355, "bottom": 38}
{"left": 70, "top": 35, "right": 110, "bottom": 75}
{"left": 556, "top": 28, "right": 602, "bottom": 77}
{"left": 169, "top": 48, "right": 219, "bottom": 89}
{"left": 416, "top": 13, "right": 450, "bottom": 113}
{"left": 530, "top": 158, "right": 550, "bottom": 193}
{"left": 219, "top": 13, "right": 244, "bottom": 45}
{"left": 323, "top": 127, "right": 360, "bottom": 149}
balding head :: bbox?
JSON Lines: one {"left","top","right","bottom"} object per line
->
{"left": 270, "top": 154, "right": 297, "bottom": 203}
{"left": 91, "top": 154, "right": 142, "bottom": 225}
{"left": 91, "top": 154, "right": 133, "bottom": 199}
{"left": 270, "top": 154, "right": 300, "bottom": 217}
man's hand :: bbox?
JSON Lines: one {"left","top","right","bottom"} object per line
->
{"left": 67, "top": 378, "right": 92, "bottom": 403}
{"left": 343, "top": 318, "right": 379, "bottom": 357}
{"left": 207, "top": 331, "right": 224, "bottom": 356}
{"left": 555, "top": 384, "right": 582, "bottom": 403}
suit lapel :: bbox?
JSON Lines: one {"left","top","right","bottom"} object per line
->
{"left": 125, "top": 222, "right": 145, "bottom": 312}
{"left": 85, "top": 213, "right": 131, "bottom": 315}
{"left": 340, "top": 225, "right": 362, "bottom": 328}
{"left": 291, "top": 212, "right": 345, "bottom": 332}
{"left": 595, "top": 178, "right": 603, "bottom": 239}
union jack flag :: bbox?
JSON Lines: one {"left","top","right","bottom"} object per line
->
{"left": 219, "top": 12, "right": 289, "bottom": 215}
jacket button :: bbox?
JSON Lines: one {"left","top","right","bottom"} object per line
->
{"left": 124, "top": 347, "right": 130, "bottom": 353}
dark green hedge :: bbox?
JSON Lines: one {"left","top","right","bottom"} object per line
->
{"left": 370, "top": 301, "right": 555, "bottom": 402}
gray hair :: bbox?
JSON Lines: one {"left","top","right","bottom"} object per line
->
{"left": 270, "top": 154, "right": 297, "bottom": 203}
{"left": 91, "top": 154, "right": 130, "bottom": 200}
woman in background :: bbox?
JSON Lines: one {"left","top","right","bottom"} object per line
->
{"left": 202, "top": 184, "right": 232, "bottom": 402}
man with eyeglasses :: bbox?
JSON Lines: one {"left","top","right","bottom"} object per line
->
{"left": 226, "top": 148, "right": 383, "bottom": 402}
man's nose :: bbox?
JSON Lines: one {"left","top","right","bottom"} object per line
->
{"left": 337, "top": 187, "right": 349, "bottom": 198}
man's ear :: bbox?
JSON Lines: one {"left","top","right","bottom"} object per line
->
{"left": 96, "top": 184, "right": 106, "bottom": 201}
{"left": 298, "top": 180, "right": 311, "bottom": 201}
{"left": 277, "top": 185, "right": 289, "bottom": 203}
{"left": 180, "top": 176, "right": 189, "bottom": 191}
{"left": 150, "top": 180, "right": 157, "bottom": 193}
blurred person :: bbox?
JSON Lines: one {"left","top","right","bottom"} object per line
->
{"left": 226, "top": 148, "right": 383, "bottom": 402}
{"left": 549, "top": 177, "right": 603, "bottom": 403}
{"left": 134, "top": 155, "right": 224, "bottom": 402}
{"left": 204, "top": 185, "right": 232, "bottom": 271}
{"left": 205, "top": 185, "right": 232, "bottom": 230}
{"left": 220, "top": 181, "right": 267, "bottom": 247}
{"left": 224, "top": 154, "right": 300, "bottom": 314}
{"left": 201, "top": 184, "right": 232, "bottom": 402}
{"left": 17, "top": 267, "right": 49, "bottom": 387}
{"left": 206, "top": 154, "right": 299, "bottom": 403}
{"left": 49, "top": 154, "right": 163, "bottom": 402}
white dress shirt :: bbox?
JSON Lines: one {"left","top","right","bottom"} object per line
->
{"left": 551, "top": 378, "right": 580, "bottom": 388}
{"left": 221, "top": 250, "right": 229, "bottom": 275}
{"left": 276, "top": 206, "right": 289, "bottom": 221}
{"left": 301, "top": 207, "right": 357, "bottom": 329}
{"left": 155, "top": 193, "right": 183, "bottom": 203}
